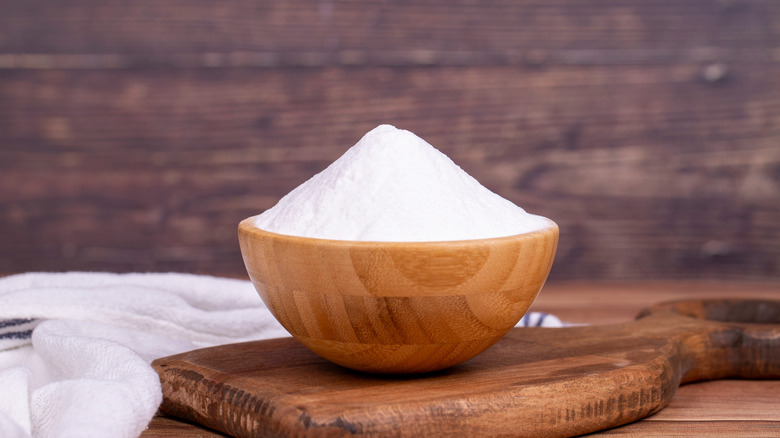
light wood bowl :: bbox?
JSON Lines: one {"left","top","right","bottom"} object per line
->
{"left": 238, "top": 216, "right": 558, "bottom": 374}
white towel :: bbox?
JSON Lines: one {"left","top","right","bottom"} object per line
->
{"left": 0, "top": 272, "right": 564, "bottom": 438}
{"left": 0, "top": 272, "right": 290, "bottom": 438}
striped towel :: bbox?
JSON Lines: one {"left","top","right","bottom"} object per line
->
{"left": 517, "top": 311, "right": 565, "bottom": 328}
{"left": 0, "top": 311, "right": 563, "bottom": 352}
{"left": 0, "top": 319, "right": 39, "bottom": 350}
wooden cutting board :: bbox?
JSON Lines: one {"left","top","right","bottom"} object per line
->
{"left": 153, "top": 299, "right": 780, "bottom": 438}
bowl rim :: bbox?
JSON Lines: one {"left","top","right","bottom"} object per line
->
{"left": 238, "top": 215, "right": 558, "bottom": 248}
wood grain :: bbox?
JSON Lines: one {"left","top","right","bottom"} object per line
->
{"left": 590, "top": 420, "right": 780, "bottom": 437}
{"left": 237, "top": 217, "right": 558, "bottom": 373}
{"left": 531, "top": 282, "right": 780, "bottom": 325}
{"left": 143, "top": 416, "right": 228, "bottom": 438}
{"left": 152, "top": 298, "right": 780, "bottom": 438}
{"left": 1, "top": 1, "right": 779, "bottom": 280}
{"left": 142, "top": 282, "right": 780, "bottom": 438}
{"left": 646, "top": 380, "right": 780, "bottom": 421}
{"left": 0, "top": 1, "right": 777, "bottom": 66}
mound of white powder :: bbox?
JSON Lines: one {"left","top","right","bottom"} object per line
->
{"left": 253, "top": 124, "right": 551, "bottom": 241}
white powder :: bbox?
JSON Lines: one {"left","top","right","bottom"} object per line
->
{"left": 253, "top": 125, "right": 552, "bottom": 241}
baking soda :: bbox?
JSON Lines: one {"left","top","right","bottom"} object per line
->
{"left": 254, "top": 125, "right": 551, "bottom": 241}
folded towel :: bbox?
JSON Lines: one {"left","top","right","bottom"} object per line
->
{"left": 0, "top": 272, "right": 564, "bottom": 438}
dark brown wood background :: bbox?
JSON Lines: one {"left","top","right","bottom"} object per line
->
{"left": 1, "top": 0, "right": 779, "bottom": 281}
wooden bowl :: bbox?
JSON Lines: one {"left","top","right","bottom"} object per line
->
{"left": 238, "top": 217, "right": 558, "bottom": 374}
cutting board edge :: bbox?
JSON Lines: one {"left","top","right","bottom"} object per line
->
{"left": 152, "top": 333, "right": 684, "bottom": 438}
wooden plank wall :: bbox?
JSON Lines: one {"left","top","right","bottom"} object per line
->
{"left": 1, "top": 0, "right": 779, "bottom": 281}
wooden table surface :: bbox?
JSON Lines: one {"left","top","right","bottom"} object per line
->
{"left": 142, "top": 282, "right": 780, "bottom": 437}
